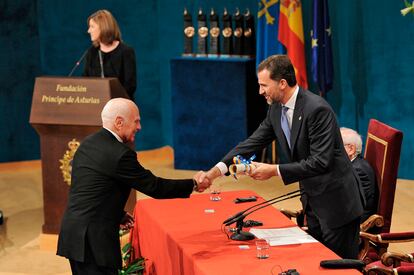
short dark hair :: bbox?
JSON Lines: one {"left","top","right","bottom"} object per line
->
{"left": 88, "top": 10, "right": 122, "bottom": 47}
{"left": 257, "top": 55, "right": 297, "bottom": 86}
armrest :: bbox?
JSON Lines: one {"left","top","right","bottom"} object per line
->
{"left": 360, "top": 214, "right": 384, "bottom": 232}
{"left": 365, "top": 265, "right": 395, "bottom": 275}
{"left": 381, "top": 251, "right": 414, "bottom": 267}
{"left": 360, "top": 231, "right": 414, "bottom": 244}
{"left": 380, "top": 232, "right": 414, "bottom": 242}
{"left": 279, "top": 208, "right": 305, "bottom": 228}
{"left": 360, "top": 231, "right": 382, "bottom": 243}
{"left": 359, "top": 231, "right": 414, "bottom": 262}
{"left": 279, "top": 208, "right": 303, "bottom": 219}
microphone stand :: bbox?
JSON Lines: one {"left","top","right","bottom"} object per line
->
{"left": 98, "top": 50, "right": 104, "bottom": 78}
{"left": 68, "top": 48, "right": 88, "bottom": 77}
{"left": 231, "top": 215, "right": 255, "bottom": 241}
{"left": 222, "top": 190, "right": 300, "bottom": 225}
{"left": 227, "top": 193, "right": 301, "bottom": 241}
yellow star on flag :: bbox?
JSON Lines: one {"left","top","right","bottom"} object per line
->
{"left": 312, "top": 38, "right": 318, "bottom": 48}
{"left": 326, "top": 26, "right": 331, "bottom": 36}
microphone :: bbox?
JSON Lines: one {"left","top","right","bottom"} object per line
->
{"left": 225, "top": 192, "right": 301, "bottom": 226}
{"left": 222, "top": 190, "right": 300, "bottom": 225}
{"left": 98, "top": 50, "right": 104, "bottom": 78}
{"left": 68, "top": 48, "right": 88, "bottom": 77}
{"left": 225, "top": 192, "right": 302, "bottom": 241}
{"left": 320, "top": 259, "right": 365, "bottom": 271}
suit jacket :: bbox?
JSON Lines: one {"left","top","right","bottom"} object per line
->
{"left": 222, "top": 88, "right": 364, "bottom": 229}
{"left": 57, "top": 129, "right": 193, "bottom": 268}
{"left": 352, "top": 155, "right": 378, "bottom": 222}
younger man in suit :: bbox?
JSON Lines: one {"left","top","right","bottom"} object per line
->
{"left": 201, "top": 55, "right": 364, "bottom": 259}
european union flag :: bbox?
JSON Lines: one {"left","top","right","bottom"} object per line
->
{"left": 256, "top": 0, "right": 285, "bottom": 67}
{"left": 311, "top": 0, "right": 333, "bottom": 96}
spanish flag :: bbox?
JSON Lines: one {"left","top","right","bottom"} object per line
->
{"left": 278, "top": 0, "right": 308, "bottom": 89}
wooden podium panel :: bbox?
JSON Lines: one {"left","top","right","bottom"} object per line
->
{"left": 30, "top": 76, "right": 127, "bottom": 125}
{"left": 30, "top": 76, "right": 135, "bottom": 234}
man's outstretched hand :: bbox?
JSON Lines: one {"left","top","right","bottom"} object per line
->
{"left": 193, "top": 171, "right": 212, "bottom": 192}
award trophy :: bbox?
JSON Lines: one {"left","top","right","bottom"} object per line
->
{"left": 197, "top": 8, "right": 208, "bottom": 56}
{"left": 183, "top": 8, "right": 194, "bottom": 56}
{"left": 221, "top": 8, "right": 232, "bottom": 57}
{"left": 209, "top": 8, "right": 220, "bottom": 56}
{"left": 243, "top": 9, "right": 255, "bottom": 57}
{"left": 233, "top": 8, "right": 244, "bottom": 56}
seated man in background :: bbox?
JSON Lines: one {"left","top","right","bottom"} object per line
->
{"left": 341, "top": 127, "right": 378, "bottom": 222}
{"left": 57, "top": 98, "right": 211, "bottom": 275}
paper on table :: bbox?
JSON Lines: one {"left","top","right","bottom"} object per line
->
{"left": 249, "top": 227, "right": 318, "bottom": 246}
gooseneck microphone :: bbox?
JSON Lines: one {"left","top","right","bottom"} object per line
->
{"left": 320, "top": 259, "right": 366, "bottom": 271}
{"left": 224, "top": 191, "right": 301, "bottom": 241}
{"left": 224, "top": 192, "right": 302, "bottom": 226}
{"left": 68, "top": 48, "right": 89, "bottom": 77}
{"left": 222, "top": 190, "right": 300, "bottom": 225}
{"left": 98, "top": 50, "right": 104, "bottom": 78}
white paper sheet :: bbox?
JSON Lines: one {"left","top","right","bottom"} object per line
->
{"left": 249, "top": 227, "right": 318, "bottom": 246}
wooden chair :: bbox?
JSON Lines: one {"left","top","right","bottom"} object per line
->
{"left": 364, "top": 248, "right": 414, "bottom": 274}
{"left": 359, "top": 119, "right": 403, "bottom": 263}
{"left": 280, "top": 119, "right": 404, "bottom": 262}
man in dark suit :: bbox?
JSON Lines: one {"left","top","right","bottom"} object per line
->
{"left": 57, "top": 98, "right": 210, "bottom": 274}
{"left": 204, "top": 55, "right": 364, "bottom": 259}
{"left": 341, "top": 127, "right": 378, "bottom": 222}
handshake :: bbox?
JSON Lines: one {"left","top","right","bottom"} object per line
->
{"left": 192, "top": 161, "right": 280, "bottom": 193}
{"left": 191, "top": 167, "right": 224, "bottom": 193}
{"left": 192, "top": 170, "right": 213, "bottom": 192}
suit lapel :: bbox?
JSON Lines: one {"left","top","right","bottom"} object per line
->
{"left": 290, "top": 88, "right": 305, "bottom": 156}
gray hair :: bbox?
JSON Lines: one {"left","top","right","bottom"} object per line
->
{"left": 340, "top": 127, "right": 363, "bottom": 154}
{"left": 101, "top": 98, "right": 136, "bottom": 128}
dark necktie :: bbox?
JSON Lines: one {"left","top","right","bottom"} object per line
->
{"left": 281, "top": 106, "right": 291, "bottom": 148}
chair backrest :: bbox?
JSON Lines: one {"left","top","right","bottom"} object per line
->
{"left": 364, "top": 119, "right": 403, "bottom": 234}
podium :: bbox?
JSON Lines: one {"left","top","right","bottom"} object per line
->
{"left": 29, "top": 76, "right": 136, "bottom": 234}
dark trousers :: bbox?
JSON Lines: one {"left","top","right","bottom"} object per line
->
{"left": 69, "top": 237, "right": 118, "bottom": 275}
{"left": 306, "top": 208, "right": 361, "bottom": 259}
{"left": 69, "top": 260, "right": 118, "bottom": 275}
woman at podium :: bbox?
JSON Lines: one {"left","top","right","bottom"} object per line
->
{"left": 83, "top": 9, "right": 137, "bottom": 100}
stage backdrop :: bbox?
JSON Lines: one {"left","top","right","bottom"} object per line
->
{"left": 1, "top": 0, "right": 414, "bottom": 179}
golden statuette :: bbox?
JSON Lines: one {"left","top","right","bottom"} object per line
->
{"left": 198, "top": 26, "right": 208, "bottom": 38}
{"left": 184, "top": 26, "right": 195, "bottom": 37}
{"left": 210, "top": 27, "right": 220, "bottom": 38}
{"left": 234, "top": 27, "right": 243, "bottom": 38}
{"left": 244, "top": 28, "right": 252, "bottom": 37}
{"left": 222, "top": 27, "right": 232, "bottom": 38}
